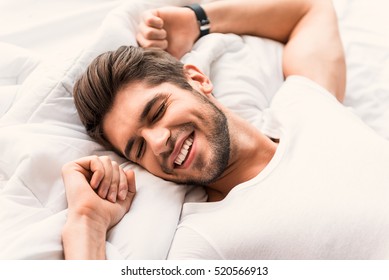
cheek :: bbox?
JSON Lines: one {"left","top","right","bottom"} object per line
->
{"left": 141, "top": 153, "right": 162, "bottom": 173}
{"left": 195, "top": 131, "right": 212, "bottom": 158}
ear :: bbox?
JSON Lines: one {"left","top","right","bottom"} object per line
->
{"left": 183, "top": 64, "right": 213, "bottom": 95}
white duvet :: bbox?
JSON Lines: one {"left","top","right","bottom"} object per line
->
{"left": 0, "top": 0, "right": 388, "bottom": 259}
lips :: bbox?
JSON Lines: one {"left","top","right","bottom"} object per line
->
{"left": 174, "top": 134, "right": 194, "bottom": 166}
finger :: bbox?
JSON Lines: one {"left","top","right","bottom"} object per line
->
{"left": 97, "top": 156, "right": 113, "bottom": 199}
{"left": 118, "top": 168, "right": 128, "bottom": 201}
{"left": 139, "top": 22, "right": 167, "bottom": 40}
{"left": 71, "top": 156, "right": 96, "bottom": 179}
{"left": 143, "top": 27, "right": 167, "bottom": 40}
{"left": 142, "top": 9, "right": 164, "bottom": 29}
{"left": 136, "top": 33, "right": 168, "bottom": 50}
{"left": 107, "top": 161, "right": 120, "bottom": 203}
{"left": 89, "top": 156, "right": 105, "bottom": 189}
{"left": 118, "top": 169, "right": 136, "bottom": 213}
{"left": 125, "top": 169, "right": 136, "bottom": 195}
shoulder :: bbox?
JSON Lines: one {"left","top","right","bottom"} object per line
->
{"left": 272, "top": 75, "right": 340, "bottom": 109}
{"left": 267, "top": 75, "right": 346, "bottom": 126}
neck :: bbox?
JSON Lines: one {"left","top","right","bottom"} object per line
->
{"left": 206, "top": 112, "right": 278, "bottom": 202}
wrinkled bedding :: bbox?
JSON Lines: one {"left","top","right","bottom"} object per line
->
{"left": 0, "top": 0, "right": 388, "bottom": 259}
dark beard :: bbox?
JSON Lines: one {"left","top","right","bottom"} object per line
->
{"left": 187, "top": 105, "right": 230, "bottom": 185}
{"left": 168, "top": 91, "right": 230, "bottom": 186}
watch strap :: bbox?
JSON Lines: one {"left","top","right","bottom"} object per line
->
{"left": 184, "top": 3, "right": 210, "bottom": 38}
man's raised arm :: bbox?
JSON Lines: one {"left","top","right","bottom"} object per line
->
{"left": 137, "top": 0, "right": 346, "bottom": 101}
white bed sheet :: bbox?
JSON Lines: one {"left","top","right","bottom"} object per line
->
{"left": 0, "top": 0, "right": 389, "bottom": 260}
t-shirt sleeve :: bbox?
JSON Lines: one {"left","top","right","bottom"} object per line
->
{"left": 167, "top": 226, "right": 223, "bottom": 260}
{"left": 270, "top": 75, "right": 342, "bottom": 114}
{"left": 275, "top": 75, "right": 339, "bottom": 103}
{"left": 260, "top": 75, "right": 366, "bottom": 136}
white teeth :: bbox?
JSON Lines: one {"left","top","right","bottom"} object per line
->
{"left": 174, "top": 136, "right": 193, "bottom": 166}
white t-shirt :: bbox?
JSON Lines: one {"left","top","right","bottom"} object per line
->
{"left": 168, "top": 76, "right": 389, "bottom": 259}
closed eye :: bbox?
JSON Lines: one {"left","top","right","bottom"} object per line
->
{"left": 136, "top": 139, "right": 145, "bottom": 159}
{"left": 151, "top": 99, "right": 167, "bottom": 123}
{"left": 135, "top": 94, "right": 170, "bottom": 160}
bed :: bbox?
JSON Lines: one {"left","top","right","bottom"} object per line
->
{"left": 1, "top": 0, "right": 388, "bottom": 259}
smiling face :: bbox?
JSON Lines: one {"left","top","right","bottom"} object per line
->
{"left": 102, "top": 81, "right": 230, "bottom": 186}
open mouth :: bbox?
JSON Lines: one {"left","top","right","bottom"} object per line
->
{"left": 174, "top": 133, "right": 194, "bottom": 167}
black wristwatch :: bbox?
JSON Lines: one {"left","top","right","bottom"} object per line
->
{"left": 184, "top": 3, "right": 211, "bottom": 39}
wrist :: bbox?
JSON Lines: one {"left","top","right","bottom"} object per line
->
{"left": 68, "top": 203, "right": 111, "bottom": 229}
{"left": 184, "top": 4, "right": 211, "bottom": 40}
{"left": 62, "top": 214, "right": 107, "bottom": 259}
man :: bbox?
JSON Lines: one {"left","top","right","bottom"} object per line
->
{"left": 62, "top": 0, "right": 389, "bottom": 259}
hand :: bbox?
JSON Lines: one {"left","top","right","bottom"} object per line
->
{"left": 62, "top": 156, "right": 136, "bottom": 231}
{"left": 136, "top": 6, "right": 199, "bottom": 59}
{"left": 79, "top": 155, "right": 129, "bottom": 203}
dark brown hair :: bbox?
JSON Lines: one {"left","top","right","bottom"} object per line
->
{"left": 73, "top": 46, "right": 192, "bottom": 150}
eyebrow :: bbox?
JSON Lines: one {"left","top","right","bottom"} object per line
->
{"left": 139, "top": 93, "right": 166, "bottom": 121}
{"left": 124, "top": 93, "right": 167, "bottom": 159}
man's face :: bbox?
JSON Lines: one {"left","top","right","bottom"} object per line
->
{"left": 103, "top": 81, "right": 230, "bottom": 186}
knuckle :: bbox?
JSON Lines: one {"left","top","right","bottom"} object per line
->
{"left": 94, "top": 169, "right": 103, "bottom": 178}
{"left": 141, "top": 41, "right": 153, "bottom": 48}
{"left": 100, "top": 155, "right": 110, "bottom": 161}
{"left": 144, "top": 29, "right": 155, "bottom": 39}
{"left": 61, "top": 163, "right": 72, "bottom": 174}
{"left": 160, "top": 29, "right": 167, "bottom": 38}
{"left": 144, "top": 15, "right": 155, "bottom": 25}
{"left": 111, "top": 176, "right": 119, "bottom": 185}
{"left": 98, "top": 190, "right": 107, "bottom": 199}
{"left": 91, "top": 155, "right": 99, "bottom": 161}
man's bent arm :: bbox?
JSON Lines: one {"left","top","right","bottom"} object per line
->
{"left": 203, "top": 0, "right": 346, "bottom": 101}
{"left": 138, "top": 0, "right": 346, "bottom": 101}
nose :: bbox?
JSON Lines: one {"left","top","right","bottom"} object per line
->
{"left": 141, "top": 127, "right": 170, "bottom": 156}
